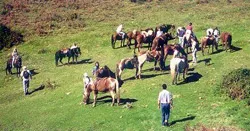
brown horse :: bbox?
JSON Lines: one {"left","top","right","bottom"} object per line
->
{"left": 170, "top": 57, "right": 189, "bottom": 85}
{"left": 200, "top": 36, "right": 218, "bottom": 55}
{"left": 116, "top": 51, "right": 154, "bottom": 80}
{"left": 134, "top": 29, "right": 155, "bottom": 53}
{"left": 149, "top": 44, "right": 186, "bottom": 70}
{"left": 82, "top": 77, "right": 120, "bottom": 107}
{"left": 111, "top": 32, "right": 127, "bottom": 49}
{"left": 220, "top": 32, "right": 232, "bottom": 52}
{"left": 127, "top": 30, "right": 140, "bottom": 49}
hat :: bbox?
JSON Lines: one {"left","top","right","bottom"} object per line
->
{"left": 83, "top": 73, "right": 88, "bottom": 77}
{"left": 23, "top": 66, "right": 27, "bottom": 70}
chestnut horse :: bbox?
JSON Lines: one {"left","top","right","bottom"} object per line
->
{"left": 82, "top": 77, "right": 120, "bottom": 107}
{"left": 111, "top": 32, "right": 127, "bottom": 49}
{"left": 200, "top": 36, "right": 218, "bottom": 55}
{"left": 127, "top": 30, "right": 140, "bottom": 49}
{"left": 134, "top": 29, "right": 155, "bottom": 53}
{"left": 170, "top": 57, "right": 189, "bottom": 85}
{"left": 150, "top": 44, "right": 186, "bottom": 70}
{"left": 116, "top": 51, "right": 154, "bottom": 81}
{"left": 220, "top": 32, "right": 232, "bottom": 52}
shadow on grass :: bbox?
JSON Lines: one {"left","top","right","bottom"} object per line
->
{"left": 123, "top": 72, "right": 169, "bottom": 82}
{"left": 178, "top": 72, "right": 202, "bottom": 85}
{"left": 96, "top": 96, "right": 138, "bottom": 105}
{"left": 230, "top": 45, "right": 242, "bottom": 53}
{"left": 198, "top": 58, "right": 213, "bottom": 66}
{"left": 30, "top": 69, "right": 39, "bottom": 76}
{"left": 170, "top": 115, "right": 196, "bottom": 126}
{"left": 28, "top": 84, "right": 45, "bottom": 95}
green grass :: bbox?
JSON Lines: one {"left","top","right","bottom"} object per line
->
{"left": 1, "top": 0, "right": 250, "bottom": 130}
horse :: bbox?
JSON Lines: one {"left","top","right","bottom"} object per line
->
{"left": 55, "top": 47, "right": 81, "bottom": 66}
{"left": 155, "top": 24, "right": 175, "bottom": 37}
{"left": 134, "top": 29, "right": 155, "bottom": 53}
{"left": 111, "top": 32, "right": 127, "bottom": 49}
{"left": 170, "top": 57, "right": 189, "bottom": 85}
{"left": 220, "top": 32, "right": 232, "bottom": 52}
{"left": 116, "top": 51, "right": 154, "bottom": 81}
{"left": 6, "top": 56, "right": 22, "bottom": 77}
{"left": 127, "top": 30, "right": 141, "bottom": 49}
{"left": 182, "top": 34, "right": 199, "bottom": 54}
{"left": 150, "top": 44, "right": 186, "bottom": 70}
{"left": 200, "top": 36, "right": 218, "bottom": 55}
{"left": 82, "top": 77, "right": 120, "bottom": 107}
{"left": 95, "top": 65, "right": 124, "bottom": 87}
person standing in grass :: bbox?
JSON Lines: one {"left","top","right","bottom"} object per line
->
{"left": 191, "top": 37, "right": 198, "bottom": 63}
{"left": 158, "top": 84, "right": 172, "bottom": 126}
{"left": 20, "top": 66, "right": 32, "bottom": 96}
{"left": 92, "top": 62, "right": 100, "bottom": 76}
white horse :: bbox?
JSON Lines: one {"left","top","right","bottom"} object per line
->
{"left": 116, "top": 51, "right": 154, "bottom": 80}
{"left": 170, "top": 57, "right": 189, "bottom": 85}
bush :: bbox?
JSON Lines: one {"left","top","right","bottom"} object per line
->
{"left": 0, "top": 24, "right": 24, "bottom": 50}
{"left": 221, "top": 68, "right": 250, "bottom": 101}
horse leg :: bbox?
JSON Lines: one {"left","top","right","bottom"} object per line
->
{"left": 175, "top": 73, "right": 178, "bottom": 85}
{"left": 135, "top": 67, "right": 138, "bottom": 79}
{"left": 68, "top": 57, "right": 70, "bottom": 65}
{"left": 75, "top": 56, "right": 78, "bottom": 64}
{"left": 110, "top": 91, "right": 115, "bottom": 106}
{"left": 92, "top": 91, "right": 98, "bottom": 107}
{"left": 59, "top": 57, "right": 63, "bottom": 65}
{"left": 154, "top": 60, "right": 157, "bottom": 71}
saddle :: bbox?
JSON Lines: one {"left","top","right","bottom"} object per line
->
{"left": 61, "top": 48, "right": 69, "bottom": 54}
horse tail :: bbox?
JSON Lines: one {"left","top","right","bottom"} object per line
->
{"left": 111, "top": 34, "right": 115, "bottom": 49}
{"left": 115, "top": 78, "right": 120, "bottom": 105}
{"left": 55, "top": 51, "right": 59, "bottom": 66}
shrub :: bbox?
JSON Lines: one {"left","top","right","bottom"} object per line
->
{"left": 0, "top": 24, "right": 24, "bottom": 50}
{"left": 220, "top": 68, "right": 250, "bottom": 101}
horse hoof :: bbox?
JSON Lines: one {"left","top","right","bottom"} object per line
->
{"left": 92, "top": 104, "right": 96, "bottom": 107}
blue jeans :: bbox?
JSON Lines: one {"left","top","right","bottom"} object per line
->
{"left": 161, "top": 103, "right": 170, "bottom": 125}
{"left": 23, "top": 79, "right": 29, "bottom": 95}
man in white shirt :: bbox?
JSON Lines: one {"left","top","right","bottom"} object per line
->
{"left": 116, "top": 24, "right": 125, "bottom": 39}
{"left": 20, "top": 66, "right": 32, "bottom": 95}
{"left": 213, "top": 27, "right": 220, "bottom": 44}
{"left": 158, "top": 84, "right": 172, "bottom": 126}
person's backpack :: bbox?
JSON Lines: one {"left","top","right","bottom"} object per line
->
{"left": 23, "top": 71, "right": 30, "bottom": 79}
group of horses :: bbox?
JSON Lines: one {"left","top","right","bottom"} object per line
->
{"left": 5, "top": 23, "right": 232, "bottom": 107}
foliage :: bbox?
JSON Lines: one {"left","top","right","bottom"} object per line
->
{"left": 0, "top": 24, "right": 23, "bottom": 50}
{"left": 221, "top": 68, "right": 250, "bottom": 102}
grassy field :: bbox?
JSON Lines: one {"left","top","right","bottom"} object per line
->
{"left": 1, "top": 0, "right": 250, "bottom": 130}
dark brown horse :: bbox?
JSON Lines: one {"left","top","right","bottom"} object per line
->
{"left": 155, "top": 24, "right": 175, "bottom": 37}
{"left": 6, "top": 56, "right": 22, "bottom": 77}
{"left": 82, "top": 77, "right": 120, "bottom": 107}
{"left": 111, "top": 32, "right": 127, "bottom": 49}
{"left": 201, "top": 36, "right": 218, "bottom": 55}
{"left": 95, "top": 65, "right": 124, "bottom": 87}
{"left": 134, "top": 29, "right": 155, "bottom": 53}
{"left": 220, "top": 32, "right": 232, "bottom": 52}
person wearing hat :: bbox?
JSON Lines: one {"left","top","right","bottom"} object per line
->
{"left": 20, "top": 66, "right": 32, "bottom": 95}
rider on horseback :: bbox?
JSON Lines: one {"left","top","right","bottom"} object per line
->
{"left": 70, "top": 43, "right": 78, "bottom": 49}
{"left": 11, "top": 48, "right": 19, "bottom": 68}
{"left": 116, "top": 24, "right": 125, "bottom": 39}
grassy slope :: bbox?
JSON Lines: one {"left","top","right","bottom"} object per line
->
{"left": 1, "top": 0, "right": 250, "bottom": 130}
